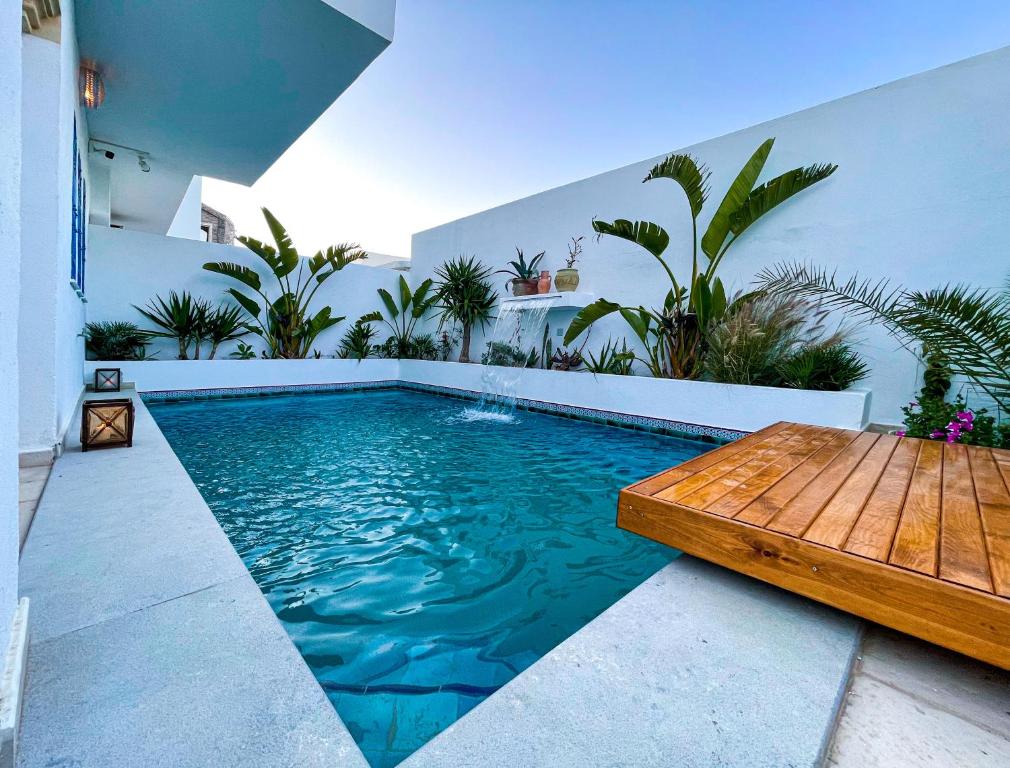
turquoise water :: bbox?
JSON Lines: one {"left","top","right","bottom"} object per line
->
{"left": 150, "top": 389, "right": 710, "bottom": 767}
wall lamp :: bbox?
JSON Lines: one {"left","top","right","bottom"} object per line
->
{"left": 80, "top": 65, "right": 105, "bottom": 109}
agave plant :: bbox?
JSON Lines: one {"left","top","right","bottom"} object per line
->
{"left": 202, "top": 304, "right": 249, "bottom": 360}
{"left": 203, "top": 208, "right": 366, "bottom": 359}
{"left": 564, "top": 138, "right": 837, "bottom": 379}
{"left": 134, "top": 290, "right": 207, "bottom": 359}
{"left": 433, "top": 256, "right": 498, "bottom": 363}
{"left": 496, "top": 248, "right": 544, "bottom": 285}
{"left": 757, "top": 264, "right": 1010, "bottom": 410}
{"left": 359, "top": 274, "right": 436, "bottom": 358}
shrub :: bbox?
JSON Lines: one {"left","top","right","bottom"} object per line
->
{"left": 585, "top": 338, "right": 634, "bottom": 375}
{"left": 779, "top": 343, "right": 869, "bottom": 391}
{"left": 84, "top": 321, "right": 150, "bottom": 361}
{"left": 338, "top": 318, "right": 378, "bottom": 360}
{"left": 481, "top": 341, "right": 537, "bottom": 368}
{"left": 898, "top": 397, "right": 1009, "bottom": 447}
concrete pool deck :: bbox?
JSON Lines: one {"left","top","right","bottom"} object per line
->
{"left": 13, "top": 387, "right": 913, "bottom": 767}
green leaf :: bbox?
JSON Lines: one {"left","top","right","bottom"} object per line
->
{"left": 644, "top": 153, "right": 710, "bottom": 218}
{"left": 398, "top": 275, "right": 412, "bottom": 312}
{"left": 730, "top": 163, "right": 838, "bottom": 239}
{"left": 358, "top": 311, "right": 383, "bottom": 324}
{"left": 261, "top": 207, "right": 299, "bottom": 277}
{"left": 564, "top": 299, "right": 622, "bottom": 345}
{"left": 619, "top": 307, "right": 649, "bottom": 344}
{"left": 226, "top": 288, "right": 261, "bottom": 319}
{"left": 378, "top": 288, "right": 399, "bottom": 320}
{"left": 701, "top": 138, "right": 774, "bottom": 260}
{"left": 411, "top": 278, "right": 434, "bottom": 318}
{"left": 592, "top": 219, "right": 670, "bottom": 257}
{"left": 203, "top": 262, "right": 261, "bottom": 292}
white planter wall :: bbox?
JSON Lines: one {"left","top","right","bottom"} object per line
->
{"left": 86, "top": 359, "right": 870, "bottom": 433}
{"left": 411, "top": 48, "right": 1010, "bottom": 426}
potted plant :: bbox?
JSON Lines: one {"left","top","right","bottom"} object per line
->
{"left": 497, "top": 248, "right": 544, "bottom": 296}
{"left": 555, "top": 236, "right": 583, "bottom": 292}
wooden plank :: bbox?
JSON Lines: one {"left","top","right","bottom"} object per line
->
{"left": 844, "top": 439, "right": 920, "bottom": 562}
{"left": 766, "top": 432, "right": 880, "bottom": 538}
{"left": 966, "top": 446, "right": 1010, "bottom": 597}
{"left": 618, "top": 489, "right": 1010, "bottom": 670}
{"left": 889, "top": 440, "right": 943, "bottom": 576}
{"left": 804, "top": 435, "right": 899, "bottom": 550}
{"left": 628, "top": 422, "right": 790, "bottom": 496}
{"left": 734, "top": 430, "right": 863, "bottom": 527}
{"left": 654, "top": 426, "right": 801, "bottom": 504}
{"left": 938, "top": 443, "right": 992, "bottom": 592}
{"left": 703, "top": 427, "right": 841, "bottom": 518}
{"left": 674, "top": 426, "right": 824, "bottom": 511}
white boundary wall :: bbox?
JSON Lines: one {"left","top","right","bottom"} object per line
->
{"left": 411, "top": 47, "right": 1010, "bottom": 426}
{"left": 86, "top": 226, "right": 403, "bottom": 360}
{"left": 83, "top": 359, "right": 870, "bottom": 433}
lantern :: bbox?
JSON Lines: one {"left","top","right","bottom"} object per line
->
{"left": 80, "top": 66, "right": 105, "bottom": 110}
{"left": 94, "top": 368, "right": 121, "bottom": 393}
{"left": 81, "top": 399, "right": 135, "bottom": 452}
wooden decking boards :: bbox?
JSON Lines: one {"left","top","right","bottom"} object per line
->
{"left": 620, "top": 422, "right": 1010, "bottom": 670}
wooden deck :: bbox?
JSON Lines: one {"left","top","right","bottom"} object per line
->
{"left": 619, "top": 422, "right": 1010, "bottom": 669}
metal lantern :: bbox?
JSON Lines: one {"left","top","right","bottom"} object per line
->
{"left": 94, "top": 368, "right": 122, "bottom": 393}
{"left": 81, "top": 399, "right": 135, "bottom": 452}
{"left": 80, "top": 65, "right": 105, "bottom": 110}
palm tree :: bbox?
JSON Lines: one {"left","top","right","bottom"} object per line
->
{"left": 756, "top": 264, "right": 1010, "bottom": 411}
{"left": 202, "top": 304, "right": 249, "bottom": 359}
{"left": 433, "top": 256, "right": 498, "bottom": 363}
{"left": 564, "top": 138, "right": 837, "bottom": 378}
{"left": 134, "top": 290, "right": 205, "bottom": 359}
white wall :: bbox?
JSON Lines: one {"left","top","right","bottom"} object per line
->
{"left": 18, "top": 8, "right": 89, "bottom": 456}
{"left": 166, "top": 176, "right": 203, "bottom": 240}
{"left": 412, "top": 47, "right": 1010, "bottom": 426}
{"left": 86, "top": 226, "right": 403, "bottom": 359}
{"left": 1, "top": 0, "right": 23, "bottom": 656}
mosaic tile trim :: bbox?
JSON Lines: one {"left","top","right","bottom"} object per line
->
{"left": 141, "top": 380, "right": 745, "bottom": 443}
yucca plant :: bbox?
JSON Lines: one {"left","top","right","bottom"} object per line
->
{"left": 756, "top": 264, "right": 1010, "bottom": 410}
{"left": 204, "top": 208, "right": 366, "bottom": 358}
{"left": 134, "top": 290, "right": 206, "bottom": 359}
{"left": 565, "top": 138, "right": 837, "bottom": 378}
{"left": 202, "top": 304, "right": 249, "bottom": 360}
{"left": 359, "top": 274, "right": 436, "bottom": 358}
{"left": 433, "top": 256, "right": 498, "bottom": 363}
{"left": 337, "top": 317, "right": 379, "bottom": 360}
{"left": 83, "top": 321, "right": 152, "bottom": 361}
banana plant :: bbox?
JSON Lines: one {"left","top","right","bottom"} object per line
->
{"left": 203, "top": 208, "right": 366, "bottom": 358}
{"left": 564, "top": 138, "right": 837, "bottom": 378}
{"left": 358, "top": 274, "right": 436, "bottom": 359}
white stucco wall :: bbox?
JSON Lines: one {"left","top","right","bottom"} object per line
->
{"left": 166, "top": 176, "right": 204, "bottom": 240}
{"left": 1, "top": 0, "right": 24, "bottom": 655}
{"left": 86, "top": 226, "right": 403, "bottom": 359}
{"left": 18, "top": 8, "right": 89, "bottom": 455}
{"left": 411, "top": 47, "right": 1010, "bottom": 426}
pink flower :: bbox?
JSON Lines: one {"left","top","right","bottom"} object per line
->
{"left": 895, "top": 430, "right": 906, "bottom": 437}
{"left": 957, "top": 410, "right": 974, "bottom": 423}
{"left": 930, "top": 429, "right": 946, "bottom": 439}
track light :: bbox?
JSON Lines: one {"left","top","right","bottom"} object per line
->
{"left": 138, "top": 156, "right": 150, "bottom": 173}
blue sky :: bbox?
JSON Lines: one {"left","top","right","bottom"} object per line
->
{"left": 203, "top": 0, "right": 1010, "bottom": 257}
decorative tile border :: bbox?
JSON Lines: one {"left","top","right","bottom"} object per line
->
{"left": 141, "top": 380, "right": 745, "bottom": 444}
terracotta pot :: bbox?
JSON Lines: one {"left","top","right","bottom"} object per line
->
{"left": 537, "top": 270, "right": 552, "bottom": 294}
{"left": 511, "top": 278, "right": 539, "bottom": 296}
{"left": 554, "top": 268, "right": 580, "bottom": 292}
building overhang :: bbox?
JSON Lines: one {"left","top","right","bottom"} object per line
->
{"left": 76, "top": 0, "right": 394, "bottom": 233}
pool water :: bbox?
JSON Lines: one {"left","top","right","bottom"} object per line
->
{"left": 150, "top": 389, "right": 711, "bottom": 767}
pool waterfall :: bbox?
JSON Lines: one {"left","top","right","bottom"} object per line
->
{"left": 463, "top": 295, "right": 559, "bottom": 422}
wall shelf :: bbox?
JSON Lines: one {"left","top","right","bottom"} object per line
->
{"left": 499, "top": 291, "right": 595, "bottom": 310}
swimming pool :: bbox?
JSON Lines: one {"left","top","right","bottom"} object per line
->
{"left": 150, "top": 388, "right": 712, "bottom": 767}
